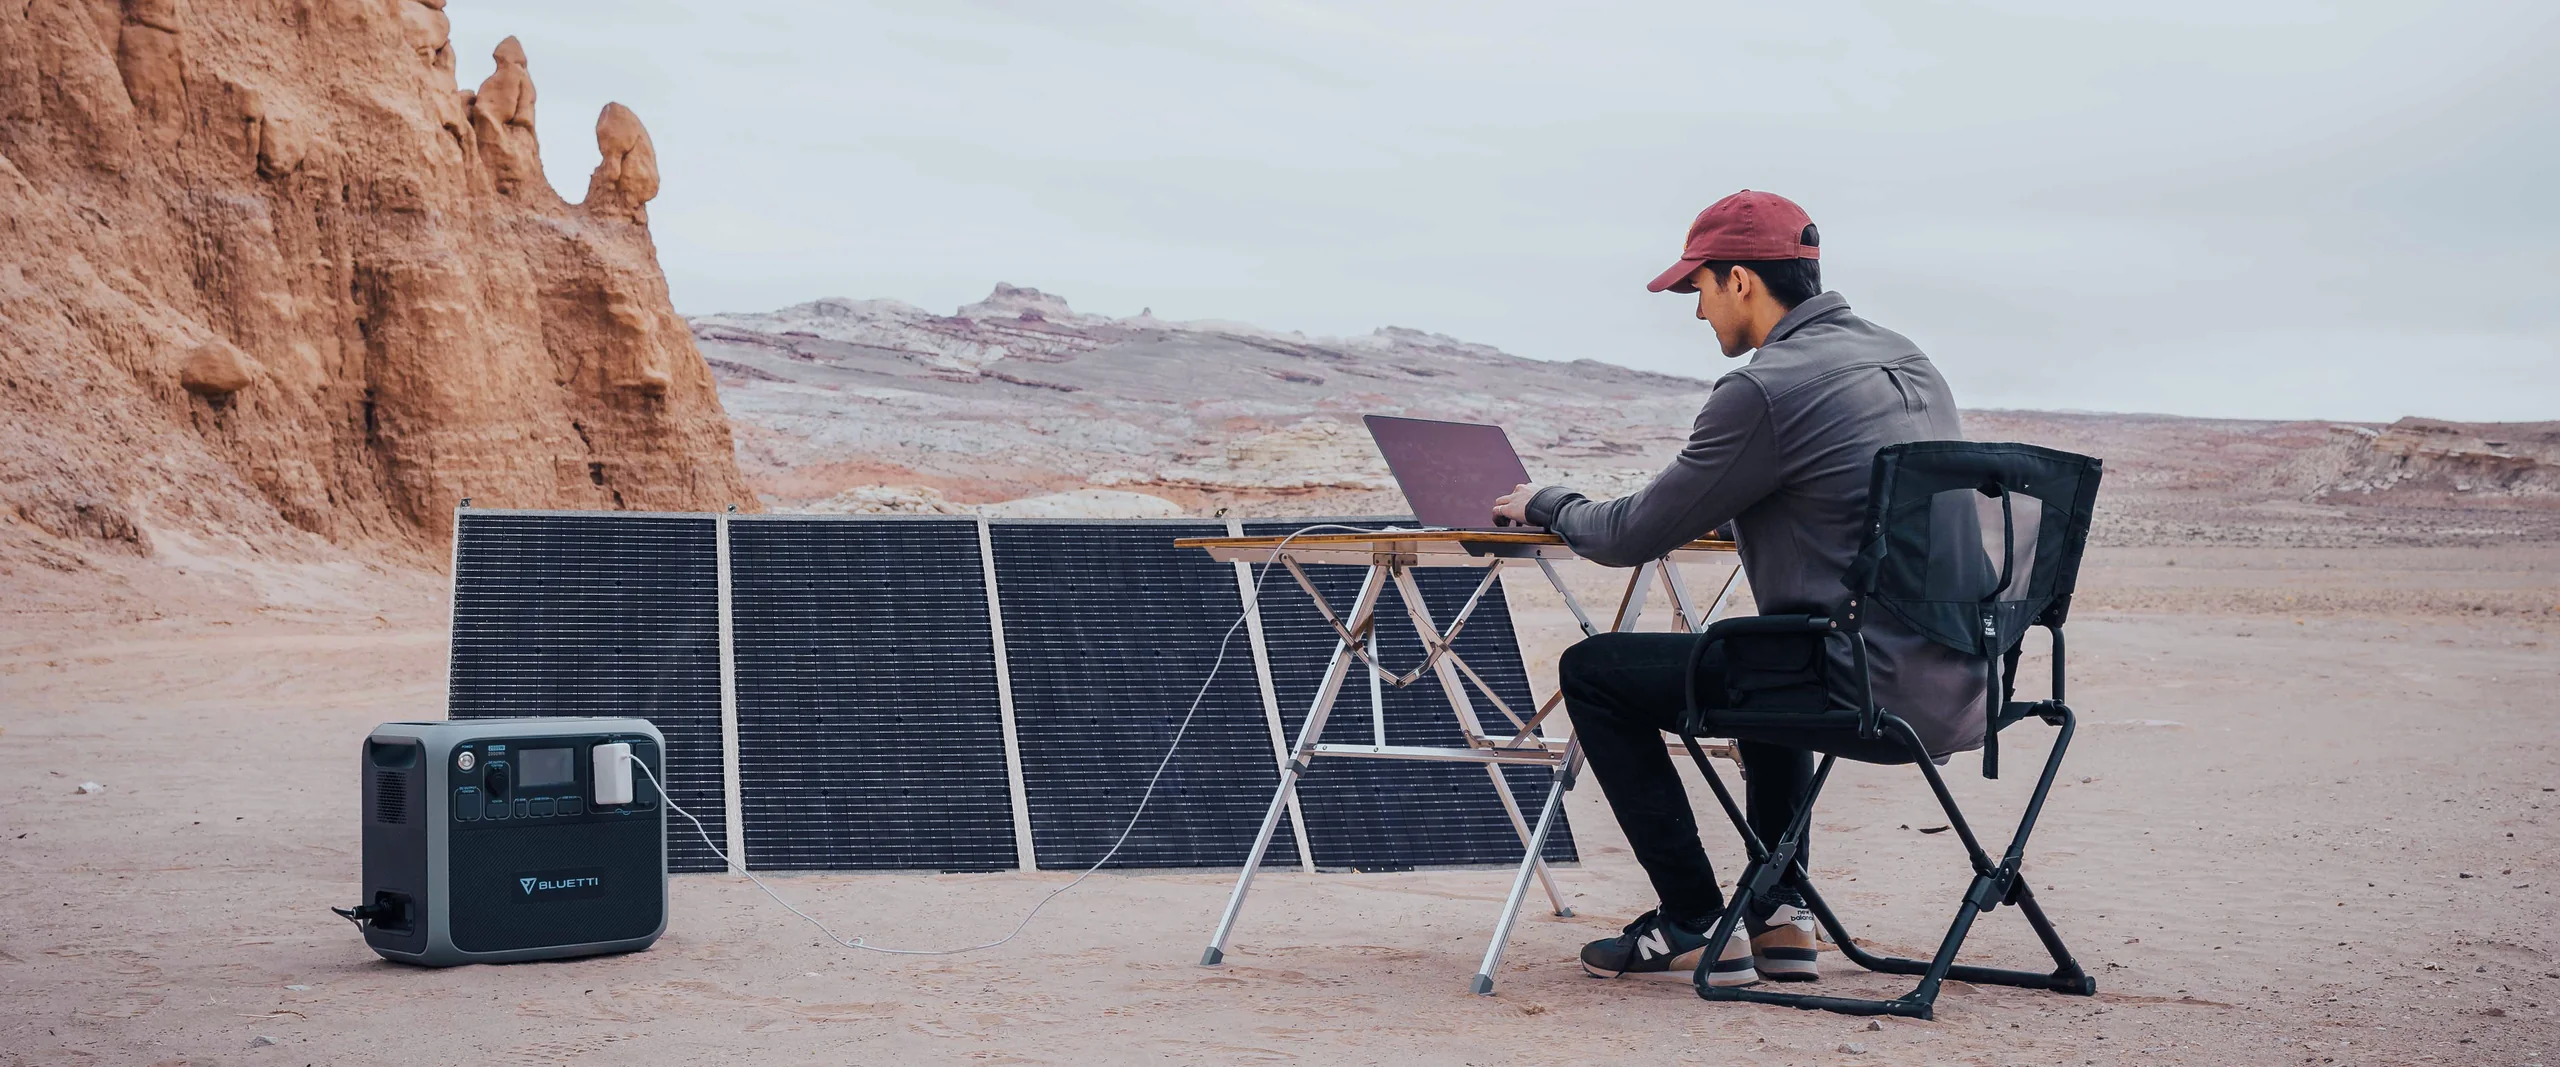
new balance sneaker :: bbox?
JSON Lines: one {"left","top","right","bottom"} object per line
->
{"left": 1578, "top": 910, "right": 1759, "bottom": 986}
{"left": 1749, "top": 903, "right": 1821, "bottom": 982}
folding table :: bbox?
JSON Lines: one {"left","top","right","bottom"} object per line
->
{"left": 1179, "top": 529, "right": 1745, "bottom": 994}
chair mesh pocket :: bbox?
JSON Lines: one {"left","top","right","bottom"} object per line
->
{"left": 1720, "top": 631, "right": 1830, "bottom": 713}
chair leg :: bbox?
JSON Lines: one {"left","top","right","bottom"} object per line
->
{"left": 1674, "top": 715, "right": 2096, "bottom": 1019}
{"left": 2008, "top": 884, "right": 2095, "bottom": 993}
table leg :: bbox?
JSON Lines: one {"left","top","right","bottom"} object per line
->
{"left": 1474, "top": 736, "right": 1581, "bottom": 995}
{"left": 1535, "top": 556, "right": 1600, "bottom": 638}
{"left": 1480, "top": 761, "right": 1569, "bottom": 916}
{"left": 1203, "top": 563, "right": 1386, "bottom": 966}
{"left": 1610, "top": 563, "right": 1649, "bottom": 631}
{"left": 1701, "top": 563, "right": 1741, "bottom": 623}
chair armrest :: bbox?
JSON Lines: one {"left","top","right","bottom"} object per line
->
{"left": 1680, "top": 614, "right": 1839, "bottom": 736}
{"left": 1703, "top": 613, "right": 1832, "bottom": 638}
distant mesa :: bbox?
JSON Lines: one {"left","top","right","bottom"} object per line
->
{"left": 692, "top": 289, "right": 1707, "bottom": 518}
{"left": 691, "top": 284, "right": 1706, "bottom": 389}
{"left": 959, "top": 283, "right": 1090, "bottom": 325}
{"left": 2315, "top": 418, "right": 2560, "bottom": 499}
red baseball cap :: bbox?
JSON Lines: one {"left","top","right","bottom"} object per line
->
{"left": 1646, "top": 190, "right": 1821, "bottom": 293}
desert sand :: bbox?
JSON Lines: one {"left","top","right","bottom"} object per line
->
{"left": 5, "top": 2, "right": 2556, "bottom": 1063}
{"left": 4, "top": 544, "right": 2554, "bottom": 1066}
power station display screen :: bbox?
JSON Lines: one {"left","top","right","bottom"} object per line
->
{"left": 517, "top": 747, "right": 576, "bottom": 790}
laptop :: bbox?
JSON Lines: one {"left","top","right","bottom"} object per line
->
{"left": 1362, "top": 415, "right": 1540, "bottom": 532}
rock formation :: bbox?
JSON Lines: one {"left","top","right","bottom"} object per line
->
{"left": 584, "top": 102, "right": 659, "bottom": 222}
{"left": 468, "top": 35, "right": 541, "bottom": 197}
{"left": 0, "top": 0, "right": 754, "bottom": 571}
{"left": 2315, "top": 419, "right": 2560, "bottom": 499}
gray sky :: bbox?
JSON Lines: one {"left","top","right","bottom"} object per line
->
{"left": 450, "top": 1, "right": 2558, "bottom": 422}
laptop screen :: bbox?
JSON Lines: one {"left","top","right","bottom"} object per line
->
{"left": 1363, "top": 415, "right": 1534, "bottom": 530}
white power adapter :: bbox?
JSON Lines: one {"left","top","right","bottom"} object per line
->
{"left": 592, "top": 742, "right": 635, "bottom": 806}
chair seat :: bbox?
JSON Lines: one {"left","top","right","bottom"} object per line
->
{"left": 1679, "top": 711, "right": 1926, "bottom": 767}
{"left": 1689, "top": 707, "right": 1864, "bottom": 733}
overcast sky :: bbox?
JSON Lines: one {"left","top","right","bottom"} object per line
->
{"left": 449, "top": 1, "right": 2557, "bottom": 422}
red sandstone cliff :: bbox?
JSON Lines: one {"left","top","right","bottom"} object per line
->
{"left": 0, "top": 0, "right": 753, "bottom": 574}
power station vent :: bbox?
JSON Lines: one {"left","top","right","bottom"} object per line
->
{"left": 373, "top": 770, "right": 410, "bottom": 825}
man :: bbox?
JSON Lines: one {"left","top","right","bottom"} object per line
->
{"left": 1491, "top": 190, "right": 1985, "bottom": 986}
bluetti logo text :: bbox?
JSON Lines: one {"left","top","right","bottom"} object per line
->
{"left": 513, "top": 868, "right": 609, "bottom": 901}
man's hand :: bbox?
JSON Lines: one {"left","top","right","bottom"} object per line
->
{"left": 1490, "top": 483, "right": 1540, "bottom": 527}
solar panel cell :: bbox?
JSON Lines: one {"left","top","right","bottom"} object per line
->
{"left": 447, "top": 511, "right": 730, "bottom": 873}
{"left": 726, "top": 517, "right": 1018, "bottom": 872}
{"left": 989, "top": 521, "right": 1301, "bottom": 870}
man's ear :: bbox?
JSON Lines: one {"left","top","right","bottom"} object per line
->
{"left": 1727, "top": 265, "right": 1758, "bottom": 302}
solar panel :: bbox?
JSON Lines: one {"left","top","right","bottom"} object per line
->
{"left": 1244, "top": 519, "right": 1576, "bottom": 869}
{"left": 446, "top": 510, "right": 730, "bottom": 873}
{"left": 988, "top": 520, "right": 1301, "bottom": 870}
{"left": 725, "top": 517, "right": 1018, "bottom": 872}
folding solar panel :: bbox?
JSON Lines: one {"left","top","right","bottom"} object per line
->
{"left": 725, "top": 517, "right": 1018, "bottom": 872}
{"left": 446, "top": 510, "right": 730, "bottom": 873}
{"left": 1244, "top": 520, "right": 1577, "bottom": 869}
{"left": 988, "top": 520, "right": 1300, "bottom": 870}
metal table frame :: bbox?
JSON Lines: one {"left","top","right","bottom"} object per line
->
{"left": 1181, "top": 531, "right": 1743, "bottom": 994}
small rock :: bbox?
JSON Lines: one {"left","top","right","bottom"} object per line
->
{"left": 2483, "top": 1007, "right": 2507, "bottom": 1017}
{"left": 284, "top": 984, "right": 310, "bottom": 991}
{"left": 1838, "top": 1043, "right": 1867, "bottom": 1054}
{"left": 2459, "top": 871, "right": 2476, "bottom": 879}
{"left": 1865, "top": 1020, "right": 1882, "bottom": 1031}
{"left": 180, "top": 340, "right": 259, "bottom": 396}
{"left": 2476, "top": 965, "right": 2488, "bottom": 973}
{"left": 249, "top": 1035, "right": 278, "bottom": 1048}
{"left": 2421, "top": 961, "right": 2445, "bottom": 971}
{"left": 74, "top": 782, "right": 105, "bottom": 795}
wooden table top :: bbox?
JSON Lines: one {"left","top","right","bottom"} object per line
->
{"left": 1175, "top": 529, "right": 1738, "bottom": 566}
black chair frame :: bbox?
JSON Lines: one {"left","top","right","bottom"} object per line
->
{"left": 1673, "top": 442, "right": 2102, "bottom": 1019}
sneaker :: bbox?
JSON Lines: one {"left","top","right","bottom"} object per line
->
{"left": 1749, "top": 904, "right": 1821, "bottom": 982}
{"left": 1579, "top": 910, "right": 1759, "bottom": 986}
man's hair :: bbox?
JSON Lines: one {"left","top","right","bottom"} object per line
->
{"left": 1702, "top": 224, "right": 1822, "bottom": 308}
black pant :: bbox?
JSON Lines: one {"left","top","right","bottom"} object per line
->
{"left": 1560, "top": 631, "right": 1915, "bottom": 927}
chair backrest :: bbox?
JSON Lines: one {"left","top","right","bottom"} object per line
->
{"left": 1845, "top": 442, "right": 2103, "bottom": 659}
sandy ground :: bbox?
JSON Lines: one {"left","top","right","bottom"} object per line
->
{"left": 3, "top": 547, "right": 2557, "bottom": 1066}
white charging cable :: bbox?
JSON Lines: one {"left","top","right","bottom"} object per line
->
{"left": 625, "top": 522, "right": 1402, "bottom": 957}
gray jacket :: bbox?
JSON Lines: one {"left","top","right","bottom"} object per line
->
{"left": 1526, "top": 291, "right": 1986, "bottom": 754}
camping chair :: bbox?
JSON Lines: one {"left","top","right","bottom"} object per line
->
{"left": 1673, "top": 441, "right": 2104, "bottom": 1019}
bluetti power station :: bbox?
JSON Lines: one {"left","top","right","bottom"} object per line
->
{"left": 351, "top": 718, "right": 668, "bottom": 966}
